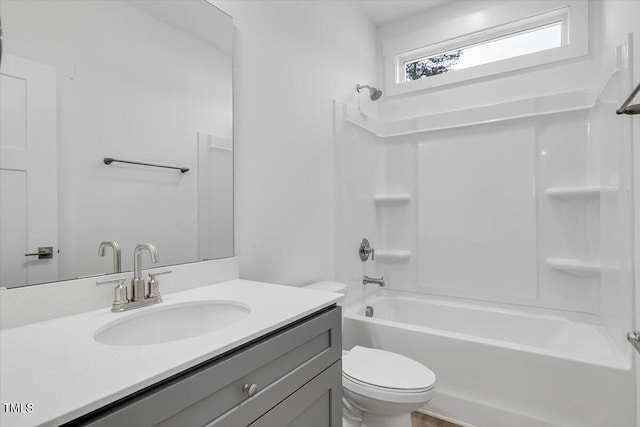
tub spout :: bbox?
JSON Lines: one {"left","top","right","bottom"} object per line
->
{"left": 363, "top": 275, "right": 385, "bottom": 287}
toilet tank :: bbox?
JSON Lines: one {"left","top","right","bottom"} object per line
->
{"left": 304, "top": 281, "right": 348, "bottom": 348}
{"left": 304, "top": 281, "right": 347, "bottom": 306}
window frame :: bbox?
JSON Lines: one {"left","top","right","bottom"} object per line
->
{"left": 383, "top": 1, "right": 588, "bottom": 96}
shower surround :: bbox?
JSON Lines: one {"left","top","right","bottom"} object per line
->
{"left": 335, "top": 40, "right": 636, "bottom": 427}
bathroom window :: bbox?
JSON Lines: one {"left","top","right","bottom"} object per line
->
{"left": 404, "top": 22, "right": 563, "bottom": 81}
{"left": 383, "top": 1, "right": 588, "bottom": 95}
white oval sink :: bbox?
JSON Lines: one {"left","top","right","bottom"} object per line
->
{"left": 94, "top": 300, "right": 251, "bottom": 346}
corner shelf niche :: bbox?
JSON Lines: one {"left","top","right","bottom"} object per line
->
{"left": 374, "top": 194, "right": 412, "bottom": 205}
{"left": 545, "top": 186, "right": 616, "bottom": 202}
{"left": 546, "top": 258, "right": 602, "bottom": 276}
{"left": 375, "top": 250, "right": 412, "bottom": 263}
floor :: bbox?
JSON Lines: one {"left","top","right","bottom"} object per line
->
{"left": 412, "top": 412, "right": 463, "bottom": 427}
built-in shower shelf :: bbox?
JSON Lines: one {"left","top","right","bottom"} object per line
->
{"left": 545, "top": 186, "right": 616, "bottom": 201}
{"left": 546, "top": 258, "right": 602, "bottom": 276}
{"left": 375, "top": 250, "right": 412, "bottom": 263}
{"left": 374, "top": 194, "right": 412, "bottom": 205}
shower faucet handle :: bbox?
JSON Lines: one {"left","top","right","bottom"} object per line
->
{"left": 359, "top": 238, "right": 375, "bottom": 261}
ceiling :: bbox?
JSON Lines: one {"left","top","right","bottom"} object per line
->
{"left": 354, "top": 0, "right": 450, "bottom": 26}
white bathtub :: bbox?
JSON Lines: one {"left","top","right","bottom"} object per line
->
{"left": 343, "top": 290, "right": 635, "bottom": 427}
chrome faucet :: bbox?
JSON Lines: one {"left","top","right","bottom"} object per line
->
{"left": 363, "top": 275, "right": 385, "bottom": 287}
{"left": 359, "top": 238, "right": 375, "bottom": 261}
{"left": 96, "top": 243, "right": 170, "bottom": 312}
{"left": 132, "top": 243, "right": 159, "bottom": 301}
{"left": 98, "top": 241, "right": 122, "bottom": 273}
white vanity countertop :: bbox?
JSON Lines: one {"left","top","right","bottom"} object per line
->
{"left": 0, "top": 280, "right": 340, "bottom": 427}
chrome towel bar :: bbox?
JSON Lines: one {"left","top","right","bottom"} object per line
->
{"left": 103, "top": 157, "right": 189, "bottom": 173}
{"left": 616, "top": 81, "right": 640, "bottom": 115}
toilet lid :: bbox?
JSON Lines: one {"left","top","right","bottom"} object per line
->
{"left": 343, "top": 346, "right": 436, "bottom": 391}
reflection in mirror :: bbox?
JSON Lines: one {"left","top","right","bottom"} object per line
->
{"left": 0, "top": 0, "right": 233, "bottom": 289}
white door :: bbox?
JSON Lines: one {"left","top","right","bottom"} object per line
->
{"left": 0, "top": 54, "right": 58, "bottom": 288}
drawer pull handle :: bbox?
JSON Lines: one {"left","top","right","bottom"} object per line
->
{"left": 242, "top": 383, "right": 258, "bottom": 398}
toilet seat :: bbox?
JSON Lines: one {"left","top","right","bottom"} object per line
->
{"left": 342, "top": 346, "right": 436, "bottom": 403}
{"left": 342, "top": 372, "right": 434, "bottom": 394}
{"left": 342, "top": 374, "right": 435, "bottom": 404}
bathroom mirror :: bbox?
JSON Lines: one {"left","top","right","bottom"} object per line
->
{"left": 0, "top": 0, "right": 233, "bottom": 289}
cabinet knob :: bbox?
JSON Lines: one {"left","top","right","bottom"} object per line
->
{"left": 242, "top": 383, "right": 258, "bottom": 398}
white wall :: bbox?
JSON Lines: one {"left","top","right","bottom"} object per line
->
{"left": 212, "top": 0, "right": 377, "bottom": 285}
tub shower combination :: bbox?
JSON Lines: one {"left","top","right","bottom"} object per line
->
{"left": 343, "top": 291, "right": 633, "bottom": 427}
{"left": 336, "top": 39, "right": 636, "bottom": 427}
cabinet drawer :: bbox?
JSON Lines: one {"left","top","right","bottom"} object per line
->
{"left": 71, "top": 306, "right": 341, "bottom": 427}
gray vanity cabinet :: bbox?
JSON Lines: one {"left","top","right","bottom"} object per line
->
{"left": 67, "top": 306, "right": 341, "bottom": 427}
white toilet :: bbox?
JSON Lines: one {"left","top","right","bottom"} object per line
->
{"left": 304, "top": 281, "right": 436, "bottom": 427}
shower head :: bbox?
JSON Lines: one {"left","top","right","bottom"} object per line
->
{"left": 356, "top": 84, "right": 383, "bottom": 101}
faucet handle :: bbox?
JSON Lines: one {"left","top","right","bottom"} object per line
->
{"left": 359, "top": 238, "right": 375, "bottom": 262}
{"left": 96, "top": 277, "right": 126, "bottom": 284}
{"left": 147, "top": 270, "right": 171, "bottom": 299}
{"left": 149, "top": 270, "right": 172, "bottom": 279}
{"left": 96, "top": 277, "right": 129, "bottom": 307}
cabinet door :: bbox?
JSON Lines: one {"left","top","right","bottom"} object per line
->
{"left": 65, "top": 307, "right": 341, "bottom": 427}
{"left": 248, "top": 361, "right": 342, "bottom": 427}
